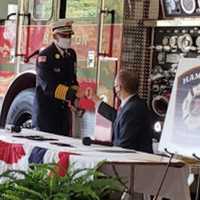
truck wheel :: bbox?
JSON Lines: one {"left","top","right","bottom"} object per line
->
{"left": 6, "top": 88, "right": 35, "bottom": 128}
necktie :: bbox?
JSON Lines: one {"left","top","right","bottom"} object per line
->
{"left": 117, "top": 106, "right": 122, "bottom": 116}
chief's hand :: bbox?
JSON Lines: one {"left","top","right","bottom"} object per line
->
{"left": 85, "top": 87, "right": 100, "bottom": 103}
{"left": 76, "top": 87, "right": 85, "bottom": 98}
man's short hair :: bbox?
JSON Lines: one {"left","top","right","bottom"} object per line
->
{"left": 117, "top": 70, "right": 139, "bottom": 94}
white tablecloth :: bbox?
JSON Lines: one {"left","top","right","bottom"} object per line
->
{"left": 0, "top": 128, "right": 192, "bottom": 200}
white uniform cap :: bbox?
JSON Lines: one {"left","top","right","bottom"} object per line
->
{"left": 51, "top": 19, "right": 74, "bottom": 35}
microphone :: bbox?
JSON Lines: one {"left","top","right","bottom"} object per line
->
{"left": 82, "top": 137, "right": 92, "bottom": 146}
{"left": 5, "top": 124, "right": 21, "bottom": 133}
{"left": 82, "top": 137, "right": 113, "bottom": 146}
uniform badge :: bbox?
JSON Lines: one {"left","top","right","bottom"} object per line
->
{"left": 38, "top": 56, "right": 47, "bottom": 63}
{"left": 55, "top": 53, "right": 60, "bottom": 59}
{"left": 54, "top": 67, "right": 61, "bottom": 72}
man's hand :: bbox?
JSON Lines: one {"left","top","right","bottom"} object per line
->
{"left": 84, "top": 87, "right": 100, "bottom": 103}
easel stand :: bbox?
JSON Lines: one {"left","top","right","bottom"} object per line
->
{"left": 192, "top": 153, "right": 200, "bottom": 200}
{"left": 153, "top": 148, "right": 174, "bottom": 200}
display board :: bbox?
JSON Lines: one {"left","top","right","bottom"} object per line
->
{"left": 150, "top": 26, "right": 200, "bottom": 118}
{"left": 159, "top": 57, "right": 200, "bottom": 158}
{"left": 161, "top": 0, "right": 200, "bottom": 18}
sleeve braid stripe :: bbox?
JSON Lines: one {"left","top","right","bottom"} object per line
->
{"left": 54, "top": 84, "right": 69, "bottom": 101}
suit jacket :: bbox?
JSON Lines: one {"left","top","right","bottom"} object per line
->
{"left": 98, "top": 95, "right": 153, "bottom": 153}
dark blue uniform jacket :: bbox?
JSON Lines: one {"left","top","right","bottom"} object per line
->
{"left": 32, "top": 43, "right": 78, "bottom": 136}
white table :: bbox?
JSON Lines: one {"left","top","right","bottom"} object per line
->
{"left": 0, "top": 128, "right": 191, "bottom": 200}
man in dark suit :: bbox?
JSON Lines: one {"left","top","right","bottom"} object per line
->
{"left": 32, "top": 19, "right": 83, "bottom": 136}
{"left": 93, "top": 70, "right": 153, "bottom": 153}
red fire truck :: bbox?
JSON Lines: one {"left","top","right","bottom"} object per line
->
{"left": 0, "top": 0, "right": 198, "bottom": 140}
{"left": 0, "top": 0, "right": 125, "bottom": 140}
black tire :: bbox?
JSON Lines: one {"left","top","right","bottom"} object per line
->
{"left": 6, "top": 88, "right": 35, "bottom": 128}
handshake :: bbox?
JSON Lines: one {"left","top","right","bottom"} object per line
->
{"left": 76, "top": 87, "right": 100, "bottom": 103}
{"left": 71, "top": 86, "right": 100, "bottom": 117}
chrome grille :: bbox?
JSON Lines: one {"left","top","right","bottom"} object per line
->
{"left": 124, "top": 0, "right": 159, "bottom": 20}
{"left": 121, "top": 23, "right": 152, "bottom": 101}
{"left": 121, "top": 0, "right": 156, "bottom": 101}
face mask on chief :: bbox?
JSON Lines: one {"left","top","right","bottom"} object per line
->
{"left": 56, "top": 37, "right": 71, "bottom": 50}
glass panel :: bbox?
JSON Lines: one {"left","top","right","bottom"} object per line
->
{"left": 104, "top": 0, "right": 123, "bottom": 23}
{"left": 66, "top": 0, "right": 98, "bottom": 22}
{"left": 0, "top": 1, "right": 17, "bottom": 22}
{"left": 33, "top": 0, "right": 53, "bottom": 20}
{"left": 100, "top": 0, "right": 123, "bottom": 58}
{"left": 0, "top": 0, "right": 18, "bottom": 98}
{"left": 95, "top": 58, "right": 117, "bottom": 142}
{"left": 8, "top": 4, "right": 18, "bottom": 20}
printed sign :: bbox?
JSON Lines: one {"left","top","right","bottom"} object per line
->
{"left": 87, "top": 50, "right": 95, "bottom": 68}
{"left": 159, "top": 58, "right": 200, "bottom": 158}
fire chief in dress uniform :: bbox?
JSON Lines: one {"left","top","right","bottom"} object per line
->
{"left": 32, "top": 19, "right": 83, "bottom": 136}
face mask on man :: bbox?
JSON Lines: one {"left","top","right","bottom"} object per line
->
{"left": 56, "top": 37, "right": 71, "bottom": 50}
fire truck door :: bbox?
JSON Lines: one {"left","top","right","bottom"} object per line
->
{"left": 95, "top": 0, "right": 123, "bottom": 141}
{"left": 96, "top": 0, "right": 123, "bottom": 106}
